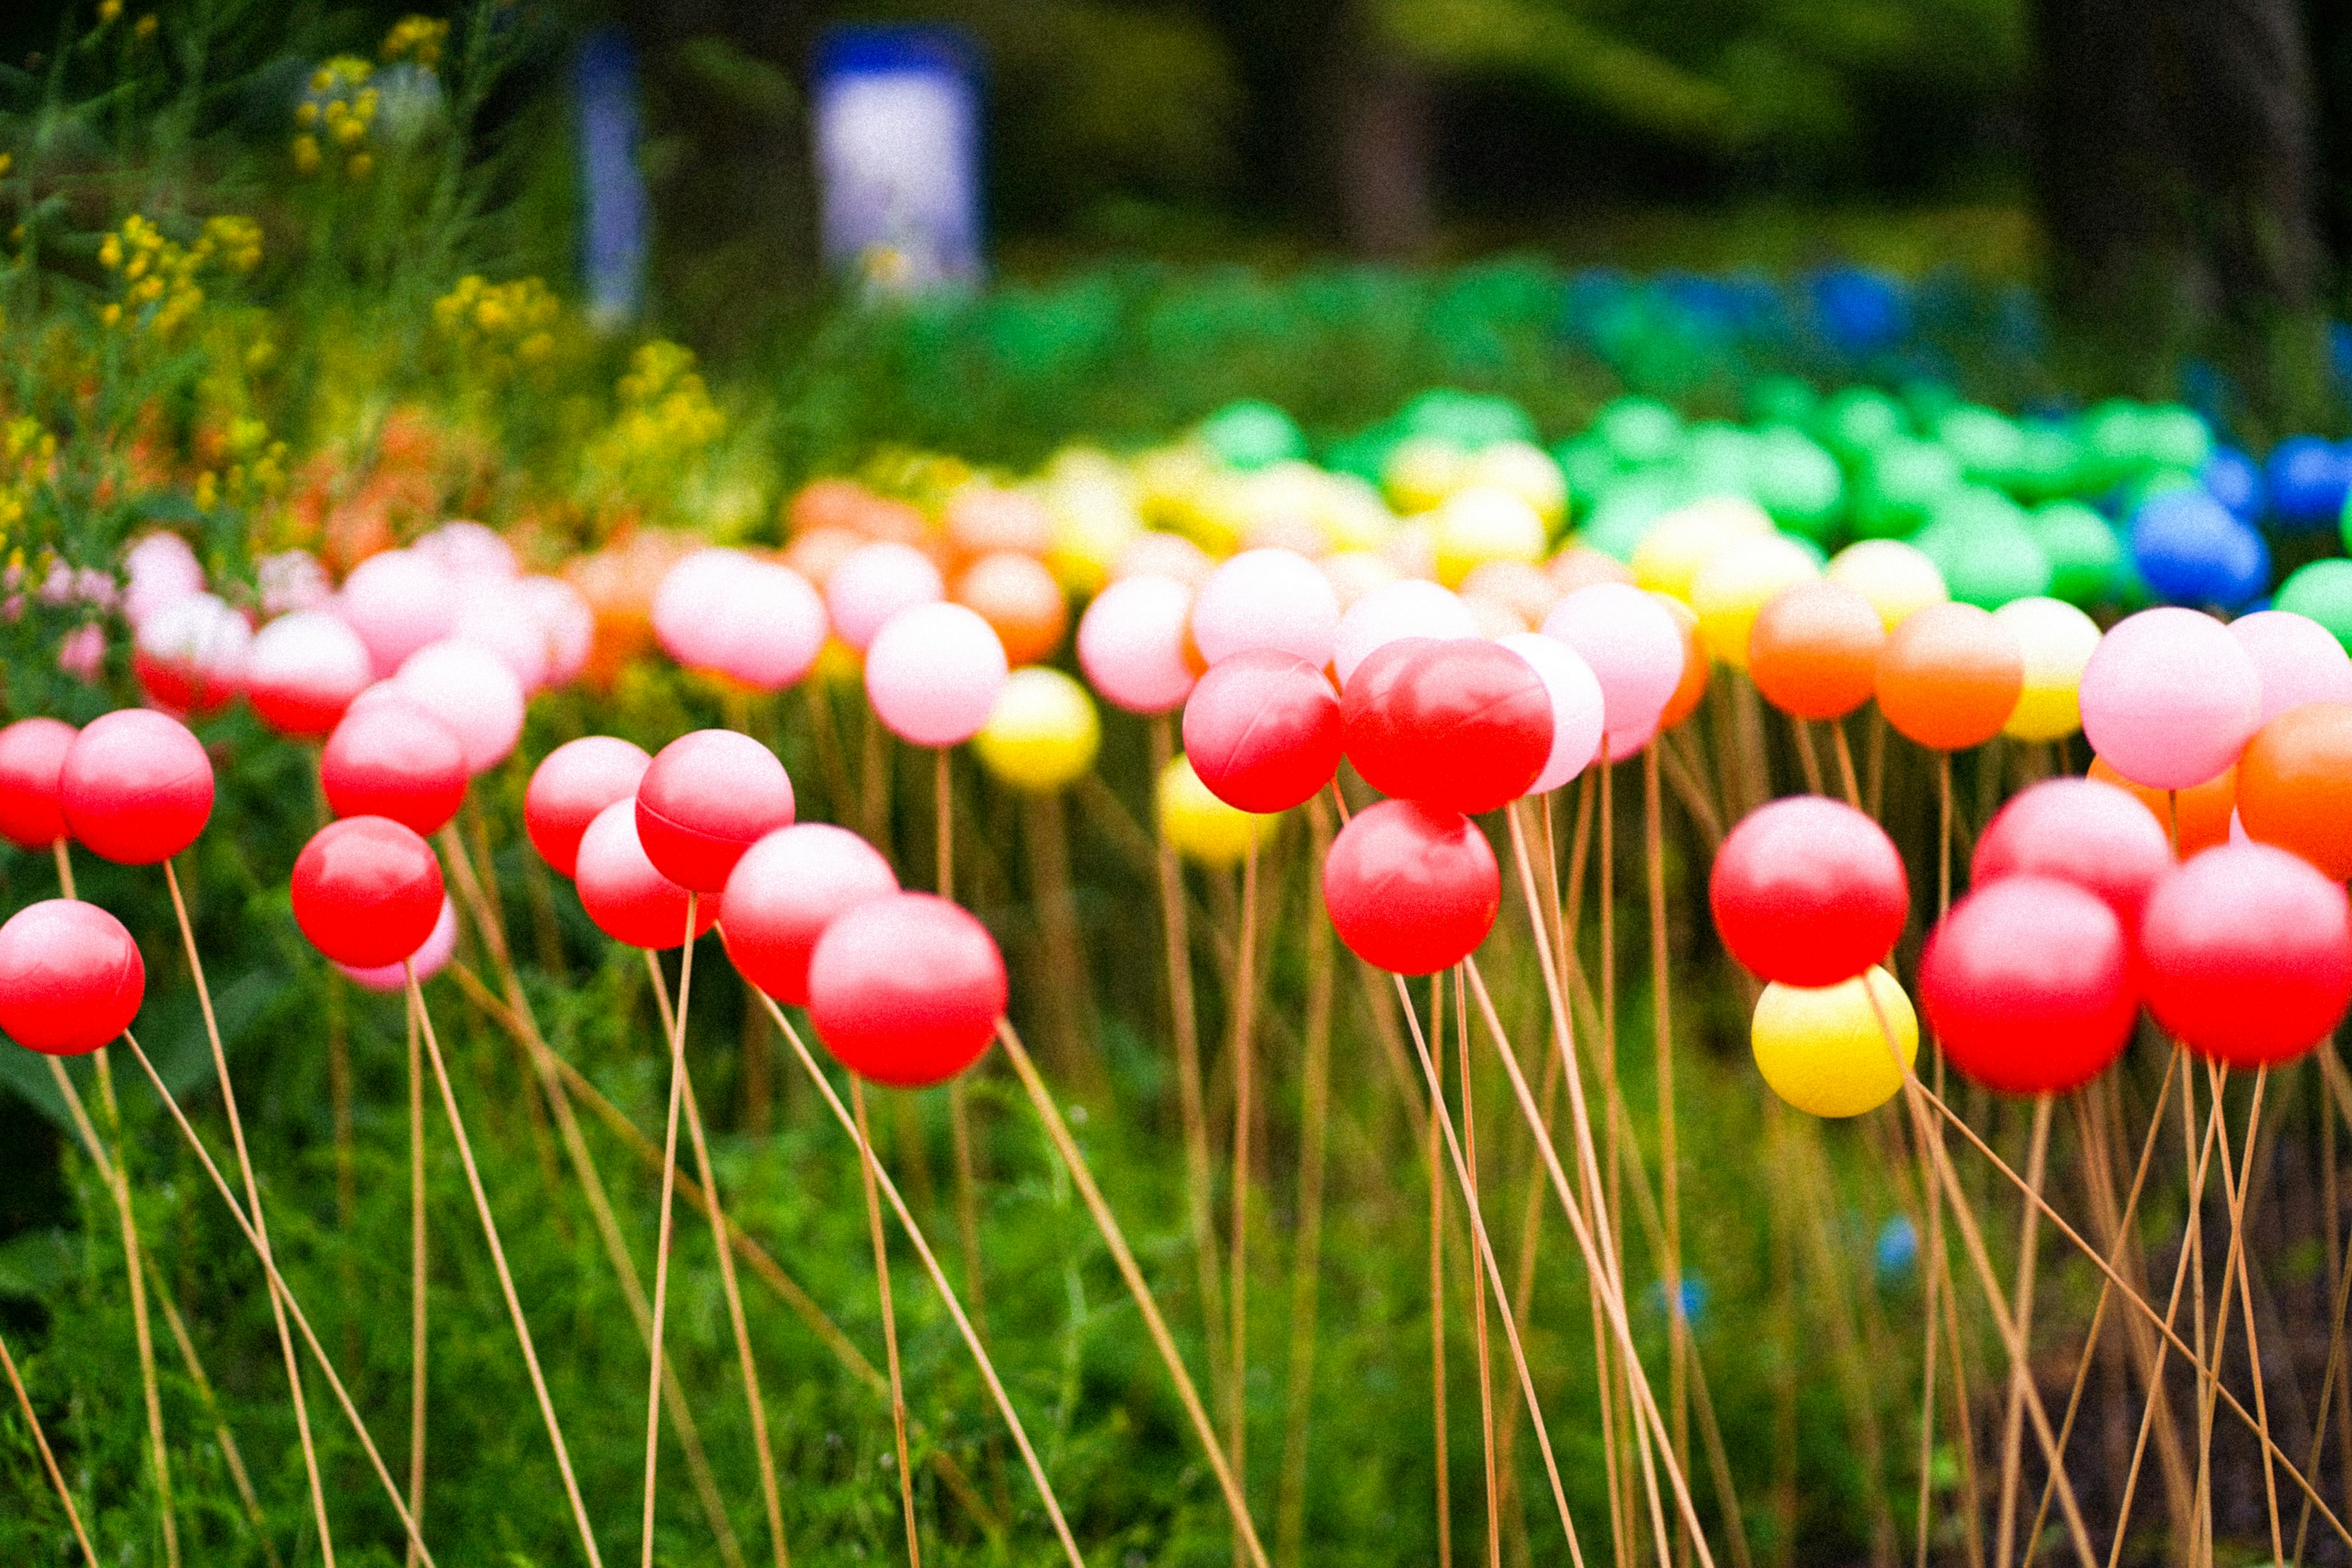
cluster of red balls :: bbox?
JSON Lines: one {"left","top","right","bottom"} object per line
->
{"left": 1709, "top": 780, "right": 2352, "bottom": 1098}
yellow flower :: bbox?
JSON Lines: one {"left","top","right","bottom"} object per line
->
{"left": 0, "top": 154, "right": 13, "bottom": 178}
{"left": 345, "top": 153, "right": 373, "bottom": 179}
{"left": 292, "top": 134, "right": 320, "bottom": 174}
{"left": 332, "top": 113, "right": 367, "bottom": 148}
{"left": 295, "top": 101, "right": 317, "bottom": 127}
{"left": 383, "top": 15, "right": 449, "bottom": 69}
{"left": 134, "top": 14, "right": 156, "bottom": 38}
{"left": 97, "top": 0, "right": 122, "bottom": 23}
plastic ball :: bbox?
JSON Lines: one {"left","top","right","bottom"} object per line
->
{"left": 0, "top": 718, "right": 78, "bottom": 850}
{"left": 413, "top": 520, "right": 517, "bottom": 581}
{"left": 655, "top": 547, "right": 750, "bottom": 669}
{"left": 1992, "top": 597, "right": 2102, "bottom": 741}
{"left": 1342, "top": 639, "right": 1553, "bottom": 814}
{"left": 2277, "top": 559, "right": 2352, "bottom": 654}
{"left": 1656, "top": 596, "right": 1710, "bottom": 730}
{"left": 1332, "top": 579, "right": 1479, "bottom": 685}
{"left": 636, "top": 730, "right": 796, "bottom": 894}
{"left": 2236, "top": 703, "right": 2352, "bottom": 880}
{"left": 954, "top": 551, "right": 1068, "bottom": 667}
{"left": 1750, "top": 967, "right": 1915, "bottom": 1118}
{"left": 60, "top": 709, "right": 214, "bottom": 865}
{"left": 2266, "top": 435, "right": 2351, "bottom": 530}
{"left": 1495, "top": 633, "right": 1604, "bottom": 794}
{"left": 2138, "top": 843, "right": 2352, "bottom": 1065}
{"left": 2087, "top": 755, "right": 2236, "bottom": 856}
{"left": 393, "top": 639, "right": 526, "bottom": 777}
{"left": 1322, "top": 799, "right": 1501, "bottom": 975}
{"left": 944, "top": 483, "right": 1055, "bottom": 560}
{"left": 338, "top": 549, "right": 458, "bottom": 678}
{"left": 448, "top": 576, "right": 554, "bottom": 693}
{"left": 1541, "top": 582, "right": 1685, "bottom": 738}
{"left": 320, "top": 697, "right": 467, "bottom": 837}
{"left": 1183, "top": 651, "right": 1342, "bottom": 814}
{"left": 1189, "top": 548, "right": 1340, "bottom": 669}
{"left": 518, "top": 576, "right": 596, "bottom": 689}
{"left": 575, "top": 799, "right": 718, "bottom": 950}
{"left": 1920, "top": 877, "right": 2138, "bottom": 1095}
{"left": 1690, "top": 532, "right": 1820, "bottom": 669}
{"left": 721, "top": 824, "right": 900, "bottom": 1006}
{"left": 2029, "top": 502, "right": 2130, "bottom": 608}
{"left": 1825, "top": 539, "right": 1948, "bottom": 631}
{"left": 826, "top": 542, "right": 947, "bottom": 654}
{"left": 808, "top": 893, "right": 1007, "bottom": 1087}
{"left": 1874, "top": 601, "right": 2023, "bottom": 752}
{"left": 246, "top": 611, "right": 374, "bottom": 737}
{"left": 1747, "top": 579, "right": 1885, "bottom": 720}
{"left": 2078, "top": 608, "right": 2261, "bottom": 791}
{"left": 1547, "top": 546, "right": 1635, "bottom": 597}
{"left": 1973, "top": 778, "right": 2173, "bottom": 930}
{"left": 974, "top": 668, "right": 1101, "bottom": 792}
{"left": 1077, "top": 575, "right": 1197, "bottom": 715}
{"left": 132, "top": 592, "right": 251, "bottom": 715}
{"left": 2228, "top": 609, "right": 2352, "bottom": 725}
{"left": 1630, "top": 497, "right": 1773, "bottom": 602}
{"left": 290, "top": 816, "right": 447, "bottom": 970}
{"left": 2130, "top": 490, "right": 2268, "bottom": 610}
{"left": 705, "top": 560, "right": 830, "bottom": 692}
{"left": 1434, "top": 486, "right": 1547, "bottom": 587}
{"left": 863, "top": 602, "right": 1010, "bottom": 748}
{"left": 1710, "top": 796, "right": 1908, "bottom": 986}
{"left": 336, "top": 895, "right": 458, "bottom": 993}
{"left": 0, "top": 900, "right": 144, "bottom": 1055}
{"left": 524, "top": 736, "right": 651, "bottom": 878}
{"left": 1158, "top": 754, "right": 1278, "bottom": 867}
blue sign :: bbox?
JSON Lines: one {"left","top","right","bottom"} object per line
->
{"left": 576, "top": 27, "right": 648, "bottom": 328}
{"left": 813, "top": 26, "right": 982, "bottom": 291}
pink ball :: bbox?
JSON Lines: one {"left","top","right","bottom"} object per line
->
{"left": 1332, "top": 579, "right": 1479, "bottom": 684}
{"left": 122, "top": 532, "right": 204, "bottom": 629}
{"left": 412, "top": 521, "right": 518, "bottom": 582}
{"left": 1497, "top": 633, "right": 1605, "bottom": 794}
{"left": 132, "top": 592, "right": 251, "bottom": 715}
{"left": 708, "top": 562, "right": 829, "bottom": 691}
{"left": 1542, "top": 583, "right": 1684, "bottom": 740}
{"left": 336, "top": 895, "right": 459, "bottom": 993}
{"left": 247, "top": 610, "right": 374, "bottom": 737}
{"left": 720, "top": 824, "right": 901, "bottom": 1006}
{"left": 518, "top": 577, "right": 594, "bottom": 689}
{"left": 636, "top": 730, "right": 797, "bottom": 893}
{"left": 1077, "top": 575, "right": 1197, "bottom": 715}
{"left": 450, "top": 578, "right": 551, "bottom": 692}
{"left": 865, "top": 603, "right": 1008, "bottom": 748}
{"left": 525, "top": 736, "right": 652, "bottom": 877}
{"left": 826, "top": 542, "right": 946, "bottom": 654}
{"left": 1190, "top": 548, "right": 1340, "bottom": 669}
{"left": 2228, "top": 609, "right": 2352, "bottom": 726}
{"left": 2079, "top": 607, "right": 2261, "bottom": 791}
{"left": 1602, "top": 721, "right": 1657, "bottom": 763}
{"left": 394, "top": 639, "right": 526, "bottom": 776}
{"left": 653, "top": 548, "right": 746, "bottom": 670}
{"left": 340, "top": 550, "right": 459, "bottom": 679}
{"left": 575, "top": 799, "right": 718, "bottom": 950}
{"left": 1115, "top": 532, "right": 1213, "bottom": 587}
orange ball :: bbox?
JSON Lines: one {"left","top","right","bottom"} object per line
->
{"left": 1549, "top": 545, "right": 1635, "bottom": 596}
{"left": 789, "top": 477, "right": 873, "bottom": 538}
{"left": 2089, "top": 755, "right": 2236, "bottom": 856}
{"left": 1749, "top": 579, "right": 1887, "bottom": 721}
{"left": 1657, "top": 594, "right": 1709, "bottom": 730}
{"left": 856, "top": 495, "right": 932, "bottom": 548}
{"left": 1875, "top": 601, "right": 2022, "bottom": 751}
{"left": 954, "top": 551, "right": 1069, "bottom": 666}
{"left": 2236, "top": 702, "right": 2352, "bottom": 880}
{"left": 945, "top": 484, "right": 1054, "bottom": 561}
{"left": 781, "top": 525, "right": 864, "bottom": 591}
{"left": 1460, "top": 559, "right": 1562, "bottom": 628}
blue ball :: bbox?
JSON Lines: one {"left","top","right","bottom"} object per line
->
{"left": 1646, "top": 1275, "right": 1709, "bottom": 1327}
{"left": 1875, "top": 1215, "right": 1918, "bottom": 1281}
{"left": 2131, "top": 489, "right": 2271, "bottom": 609}
{"left": 2264, "top": 435, "right": 2351, "bottom": 529}
{"left": 1807, "top": 266, "right": 1909, "bottom": 358}
{"left": 2201, "top": 447, "right": 2264, "bottom": 523}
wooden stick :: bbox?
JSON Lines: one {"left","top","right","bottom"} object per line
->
{"left": 0, "top": 1321, "right": 97, "bottom": 1565}
{"left": 1460, "top": 967, "right": 1505, "bottom": 1568}
{"left": 2205, "top": 1065, "right": 2283, "bottom": 1566}
{"left": 1275, "top": 797, "right": 1337, "bottom": 1568}
{"left": 854, "top": 1080, "right": 924, "bottom": 1568}
{"left": 120, "top": 1030, "right": 439, "bottom": 1567}
{"left": 1992, "top": 1098, "right": 2054, "bottom": 1568}
{"left": 1433, "top": 971, "right": 1456, "bottom": 1568}
{"left": 1229, "top": 827, "right": 1261, "bottom": 1556}
{"left": 408, "top": 971, "right": 605, "bottom": 1566}
{"left": 164, "top": 857, "right": 336, "bottom": 1566}
{"left": 753, "top": 994, "right": 1082, "bottom": 1566}
{"left": 1829, "top": 720, "right": 1862, "bottom": 811}
{"left": 641, "top": 895, "right": 701, "bottom": 1568}
{"left": 937, "top": 747, "right": 990, "bottom": 1379}
{"left": 995, "top": 1018, "right": 1274, "bottom": 1568}
{"left": 1642, "top": 748, "right": 1692, "bottom": 1561}
{"left": 408, "top": 995, "right": 429, "bottom": 1568}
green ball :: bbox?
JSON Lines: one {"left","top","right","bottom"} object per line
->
{"left": 2343, "top": 487, "right": 2352, "bottom": 554}
{"left": 1581, "top": 472, "right": 1688, "bottom": 562}
{"left": 1324, "top": 428, "right": 1400, "bottom": 489}
{"left": 1680, "top": 422, "right": 1755, "bottom": 496}
{"left": 1936, "top": 405, "right": 2027, "bottom": 485}
{"left": 1749, "top": 429, "right": 1844, "bottom": 540}
{"left": 2139, "top": 404, "right": 2214, "bottom": 472}
{"left": 1926, "top": 485, "right": 2032, "bottom": 537}
{"left": 1814, "top": 386, "right": 1906, "bottom": 462}
{"left": 2029, "top": 501, "right": 2130, "bottom": 606}
{"left": 2118, "top": 465, "right": 2201, "bottom": 516}
{"left": 2011, "top": 425, "right": 2084, "bottom": 502}
{"left": 1199, "top": 400, "right": 1306, "bottom": 471}
{"left": 1400, "top": 388, "right": 1535, "bottom": 450}
{"left": 1593, "top": 397, "right": 1683, "bottom": 467}
{"left": 1913, "top": 518, "right": 2052, "bottom": 609}
{"left": 1747, "top": 375, "right": 1818, "bottom": 429}
{"left": 2276, "top": 559, "right": 2352, "bottom": 652}
{"left": 1553, "top": 436, "right": 1619, "bottom": 519}
{"left": 2079, "top": 399, "right": 2149, "bottom": 487}
{"left": 1854, "top": 438, "right": 1963, "bottom": 539}
{"left": 1899, "top": 379, "right": 1962, "bottom": 428}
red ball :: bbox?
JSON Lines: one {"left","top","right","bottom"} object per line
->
{"left": 575, "top": 799, "right": 718, "bottom": 950}
{"left": 808, "top": 892, "right": 1006, "bottom": 1087}
{"left": 721, "top": 824, "right": 899, "bottom": 1006}
{"left": 2137, "top": 843, "right": 2352, "bottom": 1067}
{"left": 59, "top": 709, "right": 215, "bottom": 865}
{"left": 290, "top": 816, "right": 447, "bottom": 970}
{"left": 1181, "top": 650, "right": 1343, "bottom": 814}
{"left": 0, "top": 718, "right": 78, "bottom": 850}
{"left": 1709, "top": 796, "right": 1908, "bottom": 986}
{"left": 636, "top": 731, "right": 797, "bottom": 894}
{"left": 1972, "top": 778, "right": 2173, "bottom": 933}
{"left": 1322, "top": 799, "right": 1501, "bottom": 976}
{"left": 320, "top": 697, "right": 468, "bottom": 837}
{"left": 1341, "top": 638, "right": 1552, "bottom": 815}
{"left": 526, "top": 736, "right": 652, "bottom": 878}
{"left": 0, "top": 900, "right": 144, "bottom": 1055}
{"left": 1920, "top": 877, "right": 2138, "bottom": 1096}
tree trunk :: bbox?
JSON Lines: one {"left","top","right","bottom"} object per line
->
{"left": 1307, "top": 0, "right": 1436, "bottom": 261}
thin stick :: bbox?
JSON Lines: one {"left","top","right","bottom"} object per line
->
{"left": 937, "top": 746, "right": 990, "bottom": 1379}
{"left": 642, "top": 896, "right": 701, "bottom": 1568}
{"left": 1792, "top": 718, "right": 1826, "bottom": 796}
{"left": 1460, "top": 967, "right": 1505, "bottom": 1568}
{"left": 995, "top": 1019, "right": 1275, "bottom": 1568}
{"left": 1992, "top": 1098, "right": 2054, "bottom": 1568}
{"left": 1152, "top": 714, "right": 1226, "bottom": 1395}
{"left": 1229, "top": 827, "right": 1261, "bottom": 1555}
{"left": 2209, "top": 1065, "right": 2284, "bottom": 1566}
{"left": 409, "top": 995, "right": 429, "bottom": 1567}
{"left": 1276, "top": 797, "right": 1337, "bottom": 1568}
{"left": 164, "top": 858, "right": 336, "bottom": 1567}
{"left": 1643, "top": 747, "right": 1691, "bottom": 1561}
{"left": 1433, "top": 970, "right": 1455, "bottom": 1568}
{"left": 1829, "top": 720, "right": 1862, "bottom": 811}
{"left": 0, "top": 1321, "right": 97, "bottom": 1565}
{"left": 754, "top": 992, "right": 1085, "bottom": 1568}
{"left": 2293, "top": 1058, "right": 2352, "bottom": 1564}
{"left": 854, "top": 1079, "right": 924, "bottom": 1568}
{"left": 120, "top": 1030, "right": 439, "bottom": 1567}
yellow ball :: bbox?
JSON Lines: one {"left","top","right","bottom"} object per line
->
{"left": 1466, "top": 440, "right": 1568, "bottom": 526}
{"left": 1318, "top": 473, "right": 1398, "bottom": 553}
{"left": 1433, "top": 484, "right": 1547, "bottom": 587}
{"left": 974, "top": 668, "right": 1101, "bottom": 792}
{"left": 1690, "top": 532, "right": 1820, "bottom": 669}
{"left": 1751, "top": 967, "right": 1918, "bottom": 1119}
{"left": 1630, "top": 496, "right": 1774, "bottom": 602}
{"left": 1159, "top": 753, "right": 1279, "bottom": 867}
{"left": 1826, "top": 539, "right": 1948, "bottom": 631}
{"left": 1992, "top": 595, "right": 2102, "bottom": 742}
{"left": 1384, "top": 435, "right": 1469, "bottom": 513}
